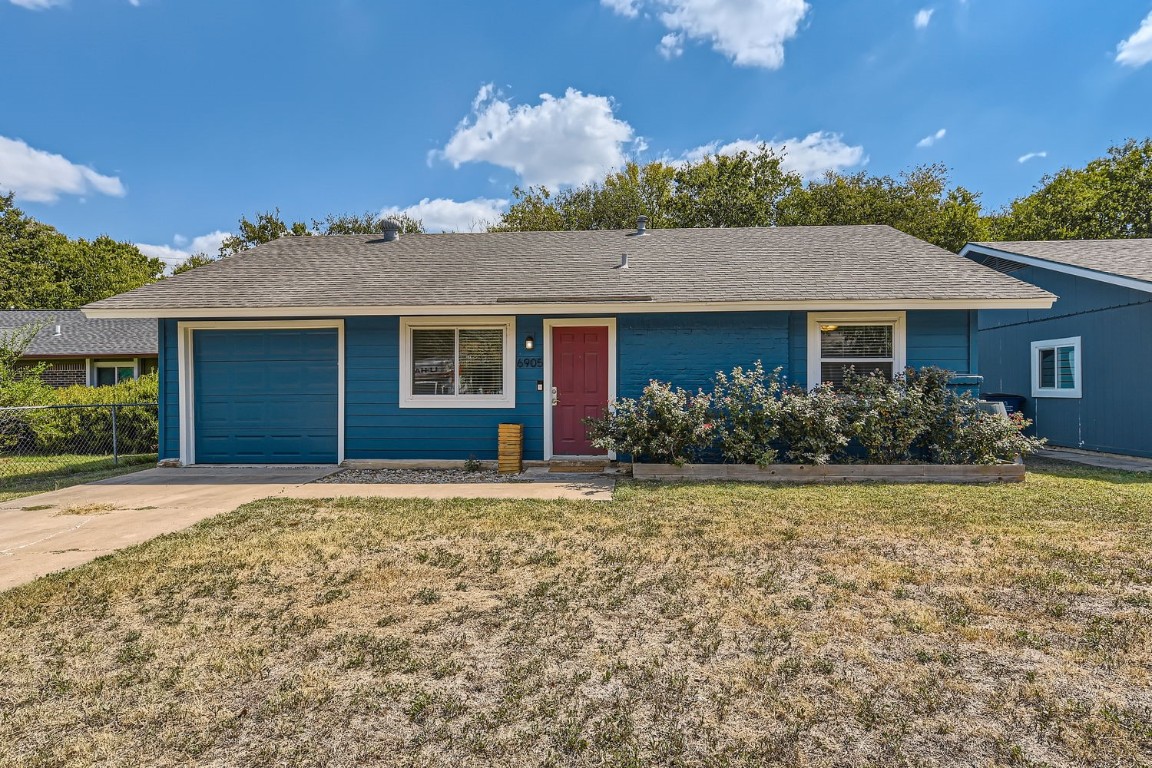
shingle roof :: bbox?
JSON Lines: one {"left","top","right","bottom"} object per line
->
{"left": 84, "top": 225, "right": 1052, "bottom": 315}
{"left": 972, "top": 239, "right": 1152, "bottom": 285}
{"left": 0, "top": 310, "right": 156, "bottom": 357}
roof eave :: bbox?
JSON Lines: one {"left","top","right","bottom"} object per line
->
{"left": 83, "top": 296, "right": 1056, "bottom": 320}
{"left": 961, "top": 243, "right": 1152, "bottom": 295}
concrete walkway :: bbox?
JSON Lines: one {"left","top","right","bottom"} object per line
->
{"left": 0, "top": 466, "right": 615, "bottom": 591}
{"left": 1035, "top": 448, "right": 1152, "bottom": 473}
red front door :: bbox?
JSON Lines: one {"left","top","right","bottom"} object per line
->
{"left": 552, "top": 325, "right": 609, "bottom": 456}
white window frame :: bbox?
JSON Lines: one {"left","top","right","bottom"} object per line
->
{"left": 1031, "top": 336, "right": 1082, "bottom": 399}
{"left": 399, "top": 316, "right": 516, "bottom": 409}
{"left": 91, "top": 359, "right": 139, "bottom": 386}
{"left": 807, "top": 312, "right": 907, "bottom": 388}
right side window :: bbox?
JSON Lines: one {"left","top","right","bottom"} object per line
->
{"left": 1031, "top": 337, "right": 1081, "bottom": 398}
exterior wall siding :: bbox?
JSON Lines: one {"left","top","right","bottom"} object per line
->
{"left": 159, "top": 310, "right": 977, "bottom": 463}
{"left": 976, "top": 268, "right": 1152, "bottom": 457}
{"left": 159, "top": 319, "right": 180, "bottom": 460}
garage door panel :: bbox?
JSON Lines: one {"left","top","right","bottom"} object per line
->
{"left": 193, "top": 328, "right": 339, "bottom": 464}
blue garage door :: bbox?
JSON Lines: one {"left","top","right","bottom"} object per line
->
{"left": 193, "top": 328, "right": 339, "bottom": 463}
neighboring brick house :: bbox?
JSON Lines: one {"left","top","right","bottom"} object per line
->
{"left": 1, "top": 310, "right": 157, "bottom": 387}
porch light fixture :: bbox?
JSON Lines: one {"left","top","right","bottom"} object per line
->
{"left": 819, "top": 324, "right": 840, "bottom": 332}
{"left": 524, "top": 335, "right": 535, "bottom": 350}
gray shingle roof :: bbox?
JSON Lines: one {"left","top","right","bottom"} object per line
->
{"left": 85, "top": 225, "right": 1052, "bottom": 314}
{"left": 972, "top": 239, "right": 1152, "bottom": 285}
{"left": 0, "top": 310, "right": 156, "bottom": 357}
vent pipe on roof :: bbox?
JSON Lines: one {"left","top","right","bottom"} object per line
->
{"left": 636, "top": 215, "right": 648, "bottom": 235}
{"left": 382, "top": 219, "right": 401, "bottom": 242}
{"left": 53, "top": 325, "right": 61, "bottom": 336}
{"left": 617, "top": 253, "right": 629, "bottom": 269}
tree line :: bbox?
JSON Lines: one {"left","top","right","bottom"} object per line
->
{"left": 2, "top": 138, "right": 1149, "bottom": 309}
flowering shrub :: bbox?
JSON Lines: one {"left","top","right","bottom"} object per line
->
{"left": 711, "top": 361, "right": 782, "bottom": 466}
{"left": 840, "top": 369, "right": 929, "bottom": 464}
{"left": 586, "top": 363, "right": 1044, "bottom": 466}
{"left": 585, "top": 380, "right": 713, "bottom": 465}
{"left": 776, "top": 383, "right": 850, "bottom": 464}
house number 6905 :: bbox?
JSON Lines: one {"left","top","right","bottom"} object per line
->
{"left": 517, "top": 358, "right": 543, "bottom": 369}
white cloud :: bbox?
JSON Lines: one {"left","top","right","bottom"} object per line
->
{"left": 914, "top": 8, "right": 934, "bottom": 29}
{"left": 916, "top": 128, "right": 947, "bottom": 148}
{"left": 1017, "top": 151, "right": 1048, "bottom": 164}
{"left": 684, "top": 132, "right": 866, "bottom": 179}
{"left": 603, "top": 0, "right": 809, "bottom": 69}
{"left": 600, "top": 0, "right": 640, "bottom": 18}
{"left": 136, "top": 231, "right": 230, "bottom": 271}
{"left": 9, "top": 0, "right": 140, "bottom": 7}
{"left": 0, "top": 135, "right": 125, "bottom": 203}
{"left": 8, "top": 0, "right": 66, "bottom": 8}
{"left": 1116, "top": 11, "right": 1152, "bottom": 67}
{"left": 381, "top": 197, "right": 508, "bottom": 233}
{"left": 658, "top": 32, "right": 684, "bottom": 59}
{"left": 437, "top": 85, "right": 637, "bottom": 188}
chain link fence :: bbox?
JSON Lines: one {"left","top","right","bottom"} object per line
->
{"left": 0, "top": 402, "right": 158, "bottom": 492}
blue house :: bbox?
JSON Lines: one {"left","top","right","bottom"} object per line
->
{"left": 961, "top": 239, "right": 1152, "bottom": 457}
{"left": 83, "top": 222, "right": 1052, "bottom": 466}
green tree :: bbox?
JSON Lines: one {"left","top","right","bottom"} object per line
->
{"left": 669, "top": 145, "right": 802, "bottom": 228}
{"left": 171, "top": 253, "right": 218, "bottom": 275}
{"left": 989, "top": 138, "right": 1152, "bottom": 241}
{"left": 218, "top": 208, "right": 311, "bottom": 257}
{"left": 0, "top": 322, "right": 53, "bottom": 407}
{"left": 0, "top": 193, "right": 163, "bottom": 309}
{"left": 781, "top": 164, "right": 986, "bottom": 252}
{"left": 313, "top": 211, "right": 424, "bottom": 235}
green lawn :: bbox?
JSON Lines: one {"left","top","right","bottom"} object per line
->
{"left": 0, "top": 453, "right": 155, "bottom": 501}
{"left": 1, "top": 459, "right": 1150, "bottom": 767}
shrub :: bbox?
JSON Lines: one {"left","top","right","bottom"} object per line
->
{"left": 28, "top": 374, "right": 159, "bottom": 455}
{"left": 711, "top": 361, "right": 782, "bottom": 466}
{"left": 840, "top": 369, "right": 928, "bottom": 464}
{"left": 776, "top": 383, "right": 850, "bottom": 465}
{"left": 585, "top": 380, "right": 713, "bottom": 465}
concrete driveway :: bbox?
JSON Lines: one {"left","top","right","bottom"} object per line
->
{"left": 0, "top": 466, "right": 616, "bottom": 591}
{"left": 0, "top": 466, "right": 333, "bottom": 591}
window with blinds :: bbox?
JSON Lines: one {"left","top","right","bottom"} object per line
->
{"left": 1032, "top": 337, "right": 1081, "bottom": 398}
{"left": 818, "top": 324, "right": 895, "bottom": 387}
{"left": 402, "top": 317, "right": 515, "bottom": 408}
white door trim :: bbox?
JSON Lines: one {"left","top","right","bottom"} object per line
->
{"left": 176, "top": 319, "right": 345, "bottom": 466}
{"left": 542, "top": 318, "right": 617, "bottom": 461}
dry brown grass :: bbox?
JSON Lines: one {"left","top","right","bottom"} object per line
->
{"left": 1, "top": 459, "right": 1150, "bottom": 767}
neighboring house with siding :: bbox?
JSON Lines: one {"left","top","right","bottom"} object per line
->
{"left": 82, "top": 223, "right": 1052, "bottom": 466}
{"left": 0, "top": 310, "right": 158, "bottom": 387}
{"left": 960, "top": 239, "right": 1152, "bottom": 458}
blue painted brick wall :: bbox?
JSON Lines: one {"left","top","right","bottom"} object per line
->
{"left": 159, "top": 309, "right": 975, "bottom": 462}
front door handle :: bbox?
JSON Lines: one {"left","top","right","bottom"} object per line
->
{"left": 550, "top": 386, "right": 560, "bottom": 406}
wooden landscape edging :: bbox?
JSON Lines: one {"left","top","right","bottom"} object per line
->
{"left": 632, "top": 458, "right": 1025, "bottom": 484}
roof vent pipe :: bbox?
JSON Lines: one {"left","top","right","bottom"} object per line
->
{"left": 636, "top": 215, "right": 648, "bottom": 235}
{"left": 382, "top": 219, "right": 401, "bottom": 242}
{"left": 53, "top": 325, "right": 62, "bottom": 336}
{"left": 618, "top": 253, "right": 629, "bottom": 269}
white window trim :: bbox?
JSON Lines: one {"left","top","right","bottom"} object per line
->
{"left": 91, "top": 359, "right": 139, "bottom": 386}
{"left": 176, "top": 319, "right": 345, "bottom": 466}
{"left": 1031, "top": 336, "right": 1082, "bottom": 399}
{"left": 543, "top": 318, "right": 617, "bottom": 461}
{"left": 807, "top": 312, "right": 907, "bottom": 389}
{"left": 399, "top": 316, "right": 516, "bottom": 409}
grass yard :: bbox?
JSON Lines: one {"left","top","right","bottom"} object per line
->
{"left": 1, "top": 460, "right": 1150, "bottom": 767}
{"left": 0, "top": 453, "right": 155, "bottom": 502}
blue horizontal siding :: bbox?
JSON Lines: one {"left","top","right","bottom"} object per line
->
{"left": 976, "top": 266, "right": 1152, "bottom": 457}
{"left": 157, "top": 309, "right": 979, "bottom": 462}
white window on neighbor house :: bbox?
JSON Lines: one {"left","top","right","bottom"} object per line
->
{"left": 399, "top": 316, "right": 516, "bottom": 408}
{"left": 1031, "top": 336, "right": 1081, "bottom": 398}
{"left": 807, "top": 312, "right": 907, "bottom": 388}
{"left": 91, "top": 360, "right": 138, "bottom": 386}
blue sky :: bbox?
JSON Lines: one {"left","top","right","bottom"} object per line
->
{"left": 2, "top": 0, "right": 1151, "bottom": 267}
